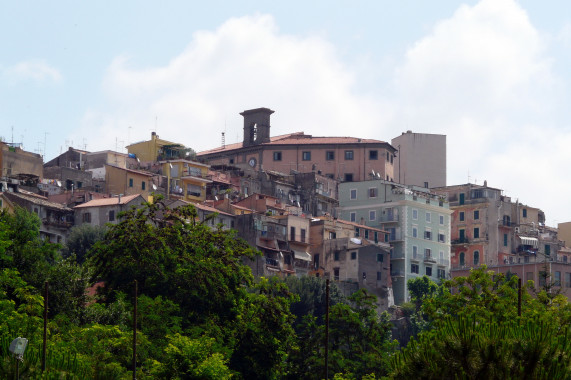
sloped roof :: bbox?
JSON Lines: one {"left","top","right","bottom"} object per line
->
{"left": 74, "top": 194, "right": 144, "bottom": 208}
{"left": 197, "top": 132, "right": 394, "bottom": 156}
{"left": 4, "top": 191, "right": 73, "bottom": 211}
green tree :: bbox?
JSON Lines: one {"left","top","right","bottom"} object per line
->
{"left": 63, "top": 224, "right": 107, "bottom": 264}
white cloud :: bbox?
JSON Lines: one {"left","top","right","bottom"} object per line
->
{"left": 76, "top": 14, "right": 384, "bottom": 155}
{"left": 1, "top": 60, "right": 62, "bottom": 83}
{"left": 76, "top": 1, "right": 569, "bottom": 225}
{"left": 387, "top": 0, "right": 568, "bottom": 225}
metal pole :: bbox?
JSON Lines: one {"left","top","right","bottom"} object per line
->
{"left": 132, "top": 280, "right": 137, "bottom": 380}
{"left": 518, "top": 277, "right": 522, "bottom": 317}
{"left": 42, "top": 281, "right": 48, "bottom": 372}
{"left": 325, "top": 279, "right": 330, "bottom": 379}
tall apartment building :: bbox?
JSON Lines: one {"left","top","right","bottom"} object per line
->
{"left": 198, "top": 108, "right": 397, "bottom": 182}
{"left": 432, "top": 183, "right": 566, "bottom": 287}
{"left": 391, "top": 131, "right": 446, "bottom": 188}
{"left": 338, "top": 180, "right": 452, "bottom": 304}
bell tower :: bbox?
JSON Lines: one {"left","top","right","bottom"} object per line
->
{"left": 241, "top": 107, "right": 274, "bottom": 147}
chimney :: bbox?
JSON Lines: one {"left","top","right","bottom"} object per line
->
{"left": 118, "top": 194, "right": 121, "bottom": 203}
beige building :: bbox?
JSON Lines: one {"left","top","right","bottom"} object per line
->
{"left": 198, "top": 108, "right": 397, "bottom": 183}
{"left": 558, "top": 222, "right": 571, "bottom": 248}
{"left": 0, "top": 142, "right": 43, "bottom": 180}
{"left": 105, "top": 165, "right": 154, "bottom": 201}
{"left": 74, "top": 194, "right": 146, "bottom": 226}
{"left": 391, "top": 130, "right": 446, "bottom": 188}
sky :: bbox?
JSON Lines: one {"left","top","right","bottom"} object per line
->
{"left": 1, "top": 0, "right": 571, "bottom": 226}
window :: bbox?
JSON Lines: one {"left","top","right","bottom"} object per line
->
{"left": 554, "top": 271, "right": 561, "bottom": 286}
{"left": 83, "top": 213, "right": 91, "bottom": 223}
{"left": 425, "top": 248, "right": 432, "bottom": 259}
{"left": 474, "top": 210, "right": 479, "bottom": 220}
{"left": 459, "top": 193, "right": 465, "bottom": 205}
{"left": 334, "top": 267, "right": 340, "bottom": 281}
{"left": 142, "top": 181, "right": 146, "bottom": 190}
{"left": 459, "top": 211, "right": 465, "bottom": 222}
{"left": 355, "top": 228, "right": 360, "bottom": 237}
{"left": 424, "top": 182, "right": 429, "bottom": 189}
{"left": 350, "top": 212, "right": 356, "bottom": 222}
{"left": 301, "top": 229, "right": 306, "bottom": 243}
{"left": 426, "top": 266, "right": 432, "bottom": 276}
{"left": 326, "top": 151, "right": 335, "bottom": 160}
{"left": 369, "top": 150, "right": 378, "bottom": 160}
{"left": 290, "top": 227, "right": 296, "bottom": 241}
{"left": 369, "top": 188, "right": 378, "bottom": 198}
{"left": 474, "top": 227, "right": 480, "bottom": 239}
{"left": 229, "top": 158, "right": 234, "bottom": 164}
{"left": 391, "top": 154, "right": 394, "bottom": 164}
{"left": 426, "top": 212, "right": 431, "bottom": 222}
{"left": 438, "top": 233, "right": 445, "bottom": 243}
{"left": 437, "top": 269, "right": 446, "bottom": 279}
{"left": 350, "top": 189, "right": 357, "bottom": 199}
{"left": 439, "top": 215, "right": 444, "bottom": 225}
{"left": 460, "top": 252, "right": 465, "bottom": 266}
{"left": 412, "top": 227, "right": 418, "bottom": 238}
{"left": 545, "top": 244, "right": 551, "bottom": 256}
{"left": 374, "top": 231, "right": 378, "bottom": 243}
{"left": 377, "top": 271, "right": 382, "bottom": 281}
{"left": 424, "top": 230, "right": 432, "bottom": 240}
{"left": 504, "top": 233, "right": 508, "bottom": 247}
{"left": 474, "top": 251, "right": 480, "bottom": 266}
{"left": 459, "top": 229, "right": 465, "bottom": 240}
{"left": 129, "top": 178, "right": 134, "bottom": 187}
{"left": 377, "top": 253, "right": 383, "bottom": 262}
{"left": 273, "top": 151, "right": 282, "bottom": 161}
{"left": 187, "top": 184, "right": 201, "bottom": 197}
{"left": 345, "top": 150, "right": 354, "bottom": 160}
{"left": 344, "top": 173, "right": 353, "bottom": 182}
{"left": 329, "top": 231, "right": 337, "bottom": 239}
{"left": 302, "top": 151, "right": 311, "bottom": 161}
{"left": 523, "top": 208, "right": 527, "bottom": 218}
{"left": 412, "top": 209, "right": 418, "bottom": 220}
{"left": 566, "top": 272, "right": 571, "bottom": 288}
{"left": 351, "top": 251, "right": 357, "bottom": 260}
{"left": 412, "top": 246, "right": 418, "bottom": 259}
{"left": 109, "top": 210, "right": 115, "bottom": 222}
{"left": 411, "top": 263, "right": 419, "bottom": 274}
{"left": 77, "top": 181, "right": 82, "bottom": 189}
{"left": 364, "top": 229, "right": 369, "bottom": 239}
{"left": 369, "top": 210, "right": 376, "bottom": 221}
{"left": 334, "top": 252, "right": 340, "bottom": 261}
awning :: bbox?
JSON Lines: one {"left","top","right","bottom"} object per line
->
{"left": 293, "top": 250, "right": 312, "bottom": 262}
{"left": 520, "top": 236, "right": 538, "bottom": 248}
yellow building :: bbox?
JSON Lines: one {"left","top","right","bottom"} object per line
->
{"left": 126, "top": 132, "right": 190, "bottom": 163}
{"left": 162, "top": 159, "right": 211, "bottom": 203}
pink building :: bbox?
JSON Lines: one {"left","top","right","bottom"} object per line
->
{"left": 197, "top": 108, "right": 397, "bottom": 183}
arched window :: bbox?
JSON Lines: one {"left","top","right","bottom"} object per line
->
{"left": 459, "top": 252, "right": 465, "bottom": 267}
{"left": 474, "top": 251, "right": 480, "bottom": 266}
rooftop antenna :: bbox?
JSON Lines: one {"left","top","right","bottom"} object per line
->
{"left": 11, "top": 126, "right": 14, "bottom": 144}
{"left": 83, "top": 138, "right": 87, "bottom": 151}
{"left": 44, "top": 132, "right": 49, "bottom": 158}
{"left": 128, "top": 126, "right": 132, "bottom": 145}
{"left": 221, "top": 132, "right": 225, "bottom": 148}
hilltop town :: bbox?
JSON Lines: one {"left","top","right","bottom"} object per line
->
{"left": 1, "top": 106, "right": 570, "bottom": 310}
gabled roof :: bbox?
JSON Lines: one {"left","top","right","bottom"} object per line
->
{"left": 74, "top": 194, "right": 144, "bottom": 208}
{"left": 105, "top": 164, "right": 154, "bottom": 177}
{"left": 4, "top": 190, "right": 73, "bottom": 212}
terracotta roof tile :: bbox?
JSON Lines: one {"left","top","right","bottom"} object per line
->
{"left": 74, "top": 194, "right": 144, "bottom": 208}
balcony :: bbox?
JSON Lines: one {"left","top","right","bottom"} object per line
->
{"left": 43, "top": 218, "right": 73, "bottom": 228}
{"left": 424, "top": 254, "right": 437, "bottom": 264}
{"left": 265, "top": 257, "right": 279, "bottom": 267}
{"left": 378, "top": 214, "right": 399, "bottom": 223}
{"left": 390, "top": 251, "right": 406, "bottom": 260}
{"left": 388, "top": 232, "right": 403, "bottom": 242}
{"left": 390, "top": 270, "right": 405, "bottom": 277}
{"left": 451, "top": 237, "right": 470, "bottom": 245}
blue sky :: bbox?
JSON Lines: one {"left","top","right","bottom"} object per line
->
{"left": 2, "top": 0, "right": 571, "bottom": 226}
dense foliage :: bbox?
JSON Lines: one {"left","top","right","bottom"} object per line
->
{"left": 2, "top": 203, "right": 570, "bottom": 379}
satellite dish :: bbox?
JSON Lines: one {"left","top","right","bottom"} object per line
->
{"left": 152, "top": 184, "right": 157, "bottom": 190}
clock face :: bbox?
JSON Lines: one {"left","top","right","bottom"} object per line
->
{"left": 248, "top": 158, "right": 256, "bottom": 167}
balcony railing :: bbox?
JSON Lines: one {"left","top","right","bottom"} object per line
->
{"left": 378, "top": 214, "right": 399, "bottom": 223}
{"left": 451, "top": 237, "right": 469, "bottom": 245}
{"left": 390, "top": 270, "right": 405, "bottom": 277}
{"left": 424, "top": 254, "right": 437, "bottom": 263}
{"left": 266, "top": 257, "right": 279, "bottom": 267}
